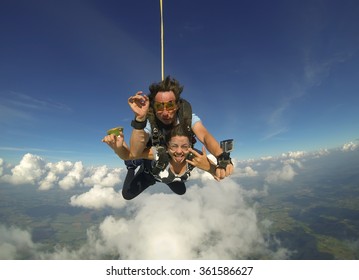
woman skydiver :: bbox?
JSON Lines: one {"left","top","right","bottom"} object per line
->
{"left": 102, "top": 124, "right": 218, "bottom": 200}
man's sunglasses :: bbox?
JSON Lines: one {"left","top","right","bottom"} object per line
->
{"left": 153, "top": 100, "right": 177, "bottom": 112}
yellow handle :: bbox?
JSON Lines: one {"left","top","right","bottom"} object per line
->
{"left": 106, "top": 127, "right": 123, "bottom": 136}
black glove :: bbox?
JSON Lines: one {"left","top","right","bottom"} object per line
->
{"left": 216, "top": 152, "right": 232, "bottom": 169}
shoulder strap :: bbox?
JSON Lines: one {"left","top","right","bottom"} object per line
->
{"left": 147, "top": 109, "right": 163, "bottom": 147}
{"left": 178, "top": 98, "right": 192, "bottom": 131}
{"left": 178, "top": 98, "right": 196, "bottom": 147}
{"left": 148, "top": 99, "right": 196, "bottom": 173}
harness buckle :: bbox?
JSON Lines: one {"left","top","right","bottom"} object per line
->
{"left": 151, "top": 145, "right": 170, "bottom": 175}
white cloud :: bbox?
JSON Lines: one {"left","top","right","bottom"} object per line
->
{"left": 282, "top": 151, "right": 307, "bottom": 159}
{"left": 0, "top": 158, "right": 3, "bottom": 176}
{"left": 55, "top": 179, "right": 277, "bottom": 259}
{"left": 58, "top": 161, "right": 85, "bottom": 190}
{"left": 1, "top": 153, "right": 46, "bottom": 185}
{"left": 230, "top": 165, "right": 258, "bottom": 179}
{"left": 0, "top": 224, "right": 38, "bottom": 259}
{"left": 342, "top": 141, "right": 359, "bottom": 151}
{"left": 2, "top": 144, "right": 358, "bottom": 260}
{"left": 38, "top": 161, "right": 73, "bottom": 190}
{"left": 0, "top": 152, "right": 289, "bottom": 260}
{"left": 265, "top": 164, "right": 297, "bottom": 184}
{"left": 241, "top": 166, "right": 258, "bottom": 177}
{"left": 39, "top": 170, "right": 59, "bottom": 190}
{"left": 260, "top": 156, "right": 273, "bottom": 161}
{"left": 82, "top": 165, "right": 122, "bottom": 188}
{"left": 0, "top": 154, "right": 123, "bottom": 191}
{"left": 0, "top": 177, "right": 288, "bottom": 260}
{"left": 70, "top": 185, "right": 125, "bottom": 209}
{"left": 313, "top": 149, "right": 330, "bottom": 157}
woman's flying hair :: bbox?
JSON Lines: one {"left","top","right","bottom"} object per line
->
{"left": 165, "top": 123, "right": 191, "bottom": 144}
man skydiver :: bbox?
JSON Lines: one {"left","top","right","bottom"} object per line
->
{"left": 127, "top": 76, "right": 233, "bottom": 180}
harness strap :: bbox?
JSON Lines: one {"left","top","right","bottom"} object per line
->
{"left": 152, "top": 127, "right": 160, "bottom": 147}
{"left": 151, "top": 146, "right": 170, "bottom": 175}
{"left": 178, "top": 99, "right": 197, "bottom": 147}
{"left": 148, "top": 98, "right": 196, "bottom": 174}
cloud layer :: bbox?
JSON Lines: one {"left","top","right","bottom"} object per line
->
{"left": 0, "top": 153, "right": 123, "bottom": 191}
{"left": 65, "top": 180, "right": 276, "bottom": 260}
{"left": 0, "top": 141, "right": 358, "bottom": 259}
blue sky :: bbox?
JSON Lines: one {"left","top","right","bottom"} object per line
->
{"left": 1, "top": 0, "right": 359, "bottom": 167}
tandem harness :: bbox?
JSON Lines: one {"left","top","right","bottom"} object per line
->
{"left": 148, "top": 98, "right": 196, "bottom": 176}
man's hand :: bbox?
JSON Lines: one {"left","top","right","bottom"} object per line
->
{"left": 128, "top": 91, "right": 150, "bottom": 121}
{"left": 215, "top": 159, "right": 234, "bottom": 179}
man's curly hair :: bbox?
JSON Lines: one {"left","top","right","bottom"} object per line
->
{"left": 148, "top": 76, "right": 184, "bottom": 103}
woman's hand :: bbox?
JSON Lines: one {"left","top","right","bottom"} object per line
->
{"left": 186, "top": 147, "right": 220, "bottom": 181}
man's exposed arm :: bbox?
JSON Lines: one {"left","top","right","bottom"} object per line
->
{"left": 129, "top": 128, "right": 149, "bottom": 158}
{"left": 192, "top": 121, "right": 223, "bottom": 157}
{"left": 127, "top": 91, "right": 150, "bottom": 158}
{"left": 192, "top": 121, "right": 234, "bottom": 179}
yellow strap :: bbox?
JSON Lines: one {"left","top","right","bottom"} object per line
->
{"left": 160, "top": 0, "right": 164, "bottom": 80}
